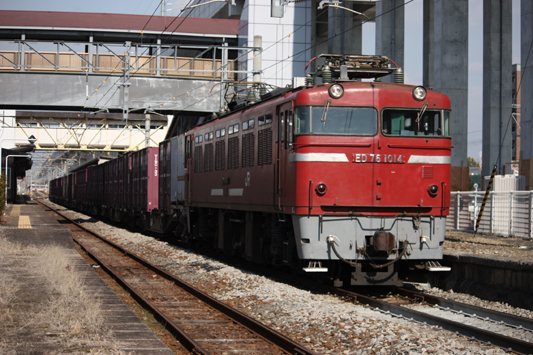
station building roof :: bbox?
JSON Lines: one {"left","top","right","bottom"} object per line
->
{"left": 0, "top": 10, "right": 239, "bottom": 43}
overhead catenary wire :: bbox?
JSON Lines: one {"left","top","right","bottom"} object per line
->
{"left": 79, "top": 0, "right": 416, "bottom": 137}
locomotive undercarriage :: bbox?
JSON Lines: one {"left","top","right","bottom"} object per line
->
{"left": 59, "top": 195, "right": 447, "bottom": 287}
{"left": 188, "top": 208, "right": 298, "bottom": 268}
{"left": 181, "top": 208, "right": 451, "bottom": 287}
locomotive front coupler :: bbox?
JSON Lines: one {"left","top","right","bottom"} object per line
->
{"left": 326, "top": 234, "right": 408, "bottom": 270}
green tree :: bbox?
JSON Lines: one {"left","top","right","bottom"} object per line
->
{"left": 467, "top": 157, "right": 480, "bottom": 167}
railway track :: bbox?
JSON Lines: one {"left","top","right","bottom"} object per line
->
{"left": 324, "top": 286, "right": 533, "bottom": 354}
{"left": 38, "top": 198, "right": 533, "bottom": 354}
{"left": 37, "top": 200, "right": 318, "bottom": 355}
{"left": 183, "top": 240, "right": 533, "bottom": 354}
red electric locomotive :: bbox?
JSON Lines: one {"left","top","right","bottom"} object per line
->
{"left": 184, "top": 54, "right": 451, "bottom": 286}
{"left": 49, "top": 54, "right": 451, "bottom": 287}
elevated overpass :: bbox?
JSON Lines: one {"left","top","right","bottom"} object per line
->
{"left": 0, "top": 10, "right": 243, "bottom": 114}
{"left": 0, "top": 11, "right": 258, "bottom": 152}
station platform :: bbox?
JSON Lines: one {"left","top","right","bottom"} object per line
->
{"left": 0, "top": 197, "right": 175, "bottom": 355}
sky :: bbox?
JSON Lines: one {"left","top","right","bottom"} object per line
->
{"left": 0, "top": 0, "right": 523, "bottom": 162}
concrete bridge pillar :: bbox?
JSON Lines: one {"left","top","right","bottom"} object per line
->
{"left": 520, "top": 1, "right": 533, "bottom": 189}
{"left": 327, "top": 2, "right": 363, "bottom": 55}
{"left": 482, "top": 0, "right": 513, "bottom": 180}
{"left": 375, "top": 0, "right": 404, "bottom": 83}
{"left": 423, "top": 0, "right": 469, "bottom": 191}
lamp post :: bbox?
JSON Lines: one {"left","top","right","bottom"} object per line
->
{"left": 4, "top": 154, "right": 31, "bottom": 206}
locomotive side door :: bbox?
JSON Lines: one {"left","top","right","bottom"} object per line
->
{"left": 275, "top": 103, "right": 293, "bottom": 210}
{"left": 184, "top": 134, "right": 192, "bottom": 204}
{"left": 275, "top": 106, "right": 284, "bottom": 210}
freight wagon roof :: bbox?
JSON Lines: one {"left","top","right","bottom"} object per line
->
{"left": 0, "top": 10, "right": 239, "bottom": 40}
{"left": 69, "top": 156, "right": 113, "bottom": 173}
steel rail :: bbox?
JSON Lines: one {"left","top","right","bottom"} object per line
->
{"left": 328, "top": 287, "right": 533, "bottom": 355}
{"left": 38, "top": 200, "right": 319, "bottom": 355}
{"left": 396, "top": 288, "right": 533, "bottom": 332}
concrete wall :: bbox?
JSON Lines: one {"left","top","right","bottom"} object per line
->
{"left": 442, "top": 253, "right": 533, "bottom": 311}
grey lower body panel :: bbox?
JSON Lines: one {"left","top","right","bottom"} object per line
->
{"left": 293, "top": 214, "right": 446, "bottom": 261}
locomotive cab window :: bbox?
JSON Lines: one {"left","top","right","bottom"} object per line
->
{"left": 382, "top": 109, "right": 450, "bottom": 137}
{"left": 294, "top": 106, "right": 376, "bottom": 135}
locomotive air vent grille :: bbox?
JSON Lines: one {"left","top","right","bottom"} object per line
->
{"left": 204, "top": 143, "right": 214, "bottom": 172}
{"left": 194, "top": 146, "right": 203, "bottom": 173}
{"left": 242, "top": 132, "right": 255, "bottom": 168}
{"left": 422, "top": 166, "right": 434, "bottom": 179}
{"left": 228, "top": 137, "right": 239, "bottom": 170}
{"left": 258, "top": 128, "right": 273, "bottom": 166}
{"left": 215, "top": 140, "right": 225, "bottom": 171}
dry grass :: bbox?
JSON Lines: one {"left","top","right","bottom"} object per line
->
{"left": 0, "top": 237, "right": 130, "bottom": 354}
{"left": 36, "top": 245, "right": 104, "bottom": 336}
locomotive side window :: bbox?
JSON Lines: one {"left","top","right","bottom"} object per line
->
{"left": 258, "top": 114, "right": 272, "bottom": 126}
{"left": 444, "top": 111, "right": 451, "bottom": 136}
{"left": 382, "top": 109, "right": 449, "bottom": 137}
{"left": 286, "top": 109, "right": 293, "bottom": 149}
{"left": 294, "top": 106, "right": 376, "bottom": 135}
{"left": 216, "top": 130, "right": 221, "bottom": 138}
{"left": 242, "top": 119, "right": 255, "bottom": 131}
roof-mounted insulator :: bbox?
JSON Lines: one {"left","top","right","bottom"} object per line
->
{"left": 322, "top": 65, "right": 332, "bottom": 84}
{"left": 305, "top": 73, "right": 314, "bottom": 87}
{"left": 394, "top": 68, "right": 404, "bottom": 84}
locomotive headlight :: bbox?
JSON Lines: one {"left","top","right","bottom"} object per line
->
{"left": 328, "top": 84, "right": 344, "bottom": 99}
{"left": 428, "top": 184, "right": 439, "bottom": 197}
{"left": 412, "top": 86, "right": 427, "bottom": 101}
{"left": 316, "top": 183, "right": 328, "bottom": 195}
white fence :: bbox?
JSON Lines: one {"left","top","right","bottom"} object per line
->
{"left": 447, "top": 191, "right": 533, "bottom": 239}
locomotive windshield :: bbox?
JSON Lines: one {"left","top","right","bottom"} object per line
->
{"left": 294, "top": 106, "right": 376, "bottom": 135}
{"left": 382, "top": 109, "right": 450, "bottom": 137}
